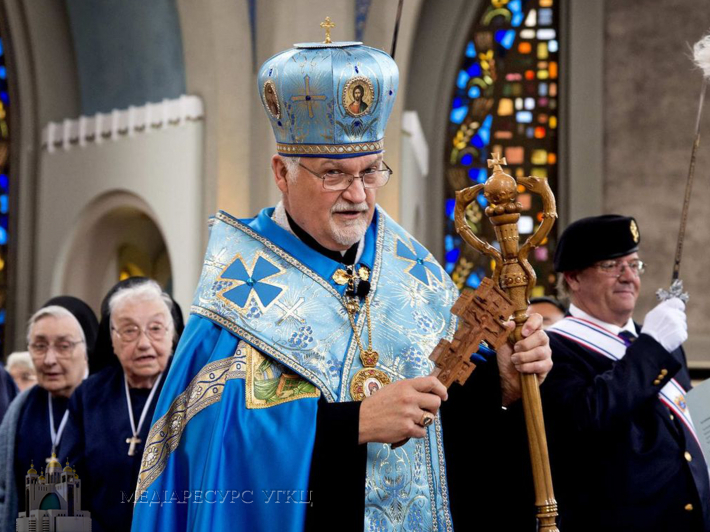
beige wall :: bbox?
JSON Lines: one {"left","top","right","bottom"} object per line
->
{"left": 36, "top": 121, "right": 204, "bottom": 315}
{"left": 604, "top": 1, "right": 710, "bottom": 364}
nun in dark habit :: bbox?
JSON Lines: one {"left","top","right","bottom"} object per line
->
{"left": 58, "top": 278, "right": 183, "bottom": 532}
{"left": 0, "top": 296, "right": 98, "bottom": 531}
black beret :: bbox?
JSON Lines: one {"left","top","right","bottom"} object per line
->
{"left": 553, "top": 214, "right": 640, "bottom": 272}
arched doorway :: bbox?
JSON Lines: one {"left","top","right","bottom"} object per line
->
{"left": 55, "top": 191, "right": 173, "bottom": 313}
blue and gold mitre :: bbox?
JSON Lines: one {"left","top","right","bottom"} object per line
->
{"left": 257, "top": 21, "right": 399, "bottom": 158}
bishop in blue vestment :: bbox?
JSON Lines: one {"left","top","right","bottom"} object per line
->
{"left": 132, "top": 25, "right": 552, "bottom": 532}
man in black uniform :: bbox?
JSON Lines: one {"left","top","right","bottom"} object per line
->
{"left": 542, "top": 215, "right": 710, "bottom": 531}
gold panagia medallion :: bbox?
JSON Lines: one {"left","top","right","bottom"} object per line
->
{"left": 350, "top": 368, "right": 391, "bottom": 401}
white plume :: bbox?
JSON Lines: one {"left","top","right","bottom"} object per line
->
{"left": 693, "top": 34, "right": 710, "bottom": 79}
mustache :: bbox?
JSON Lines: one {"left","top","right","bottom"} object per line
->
{"left": 331, "top": 201, "right": 368, "bottom": 214}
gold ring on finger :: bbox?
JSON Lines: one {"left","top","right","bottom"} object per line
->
{"left": 418, "top": 412, "right": 435, "bottom": 428}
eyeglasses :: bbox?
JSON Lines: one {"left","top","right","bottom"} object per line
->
{"left": 112, "top": 323, "right": 170, "bottom": 342}
{"left": 594, "top": 259, "right": 646, "bottom": 277}
{"left": 298, "top": 161, "right": 392, "bottom": 191}
{"left": 29, "top": 340, "right": 84, "bottom": 359}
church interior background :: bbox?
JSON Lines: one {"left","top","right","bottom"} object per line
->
{"left": 0, "top": 0, "right": 709, "bottom": 371}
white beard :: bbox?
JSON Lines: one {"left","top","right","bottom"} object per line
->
{"left": 329, "top": 200, "right": 370, "bottom": 246}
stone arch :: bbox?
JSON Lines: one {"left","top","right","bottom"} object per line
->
{"left": 53, "top": 190, "right": 173, "bottom": 313}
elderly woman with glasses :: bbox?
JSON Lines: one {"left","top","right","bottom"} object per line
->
{"left": 0, "top": 296, "right": 98, "bottom": 531}
{"left": 57, "top": 279, "right": 179, "bottom": 532}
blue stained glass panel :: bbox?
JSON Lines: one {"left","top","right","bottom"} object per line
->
{"left": 538, "top": 8, "right": 553, "bottom": 25}
{"left": 466, "top": 41, "right": 476, "bottom": 58}
{"left": 457, "top": 70, "right": 470, "bottom": 89}
{"left": 0, "top": 33, "right": 10, "bottom": 355}
{"left": 516, "top": 111, "right": 533, "bottom": 123}
{"left": 468, "top": 86, "right": 481, "bottom": 98}
{"left": 450, "top": 107, "right": 468, "bottom": 124}
{"left": 466, "top": 272, "right": 482, "bottom": 288}
{"left": 496, "top": 30, "right": 516, "bottom": 49}
{"left": 467, "top": 64, "right": 482, "bottom": 77}
{"left": 445, "top": 248, "right": 461, "bottom": 263}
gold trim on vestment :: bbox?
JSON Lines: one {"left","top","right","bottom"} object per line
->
{"left": 135, "top": 348, "right": 246, "bottom": 495}
{"left": 434, "top": 416, "right": 453, "bottom": 530}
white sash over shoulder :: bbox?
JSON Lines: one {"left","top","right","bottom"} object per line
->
{"left": 548, "top": 317, "right": 700, "bottom": 448}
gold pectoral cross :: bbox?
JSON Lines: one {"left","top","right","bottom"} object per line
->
{"left": 126, "top": 435, "right": 142, "bottom": 456}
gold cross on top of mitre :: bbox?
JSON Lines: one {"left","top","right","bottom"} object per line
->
{"left": 321, "top": 17, "right": 335, "bottom": 44}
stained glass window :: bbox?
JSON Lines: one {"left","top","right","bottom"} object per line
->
{"left": 0, "top": 34, "right": 9, "bottom": 356}
{"left": 444, "top": 0, "right": 559, "bottom": 296}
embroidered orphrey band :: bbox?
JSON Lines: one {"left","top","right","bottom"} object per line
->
{"left": 134, "top": 351, "right": 246, "bottom": 495}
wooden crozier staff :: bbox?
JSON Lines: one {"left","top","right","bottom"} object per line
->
{"left": 452, "top": 153, "right": 559, "bottom": 530}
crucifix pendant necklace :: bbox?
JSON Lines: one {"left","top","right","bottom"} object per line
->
{"left": 47, "top": 394, "right": 69, "bottom": 463}
{"left": 124, "top": 372, "right": 163, "bottom": 457}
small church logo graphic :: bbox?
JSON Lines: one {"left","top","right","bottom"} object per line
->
{"left": 16, "top": 453, "right": 92, "bottom": 532}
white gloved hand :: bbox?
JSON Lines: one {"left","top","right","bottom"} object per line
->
{"left": 641, "top": 298, "right": 687, "bottom": 352}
